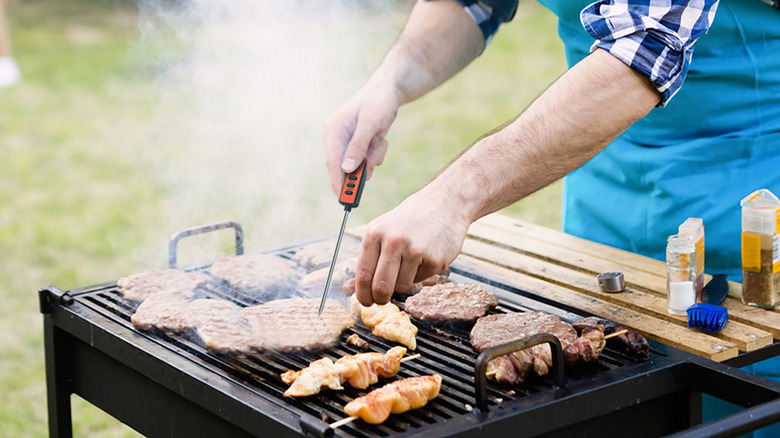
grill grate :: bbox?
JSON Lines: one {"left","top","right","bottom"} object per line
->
{"left": 73, "top": 251, "right": 656, "bottom": 437}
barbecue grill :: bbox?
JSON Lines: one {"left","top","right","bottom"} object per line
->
{"left": 40, "top": 220, "right": 780, "bottom": 437}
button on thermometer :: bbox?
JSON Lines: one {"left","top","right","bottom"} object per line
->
{"left": 318, "top": 161, "right": 368, "bottom": 316}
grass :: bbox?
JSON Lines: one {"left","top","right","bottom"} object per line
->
{"left": 0, "top": 0, "right": 565, "bottom": 435}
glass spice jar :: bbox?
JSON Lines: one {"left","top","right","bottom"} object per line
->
{"left": 741, "top": 189, "right": 780, "bottom": 309}
{"left": 667, "top": 234, "right": 697, "bottom": 316}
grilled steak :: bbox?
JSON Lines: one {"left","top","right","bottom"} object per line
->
{"left": 209, "top": 254, "right": 299, "bottom": 298}
{"left": 470, "top": 312, "right": 605, "bottom": 385}
{"left": 404, "top": 282, "right": 498, "bottom": 323}
{"left": 189, "top": 299, "right": 252, "bottom": 355}
{"left": 292, "top": 237, "right": 361, "bottom": 270}
{"left": 241, "top": 298, "right": 355, "bottom": 351}
{"left": 118, "top": 269, "right": 210, "bottom": 302}
{"left": 131, "top": 296, "right": 195, "bottom": 332}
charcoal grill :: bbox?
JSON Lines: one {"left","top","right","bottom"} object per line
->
{"left": 40, "top": 221, "right": 780, "bottom": 437}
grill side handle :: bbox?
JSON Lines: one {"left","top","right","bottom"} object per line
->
{"left": 474, "top": 333, "right": 566, "bottom": 412}
{"left": 168, "top": 221, "right": 244, "bottom": 269}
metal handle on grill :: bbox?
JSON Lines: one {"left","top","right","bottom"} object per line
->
{"left": 474, "top": 333, "right": 566, "bottom": 412}
{"left": 168, "top": 221, "right": 244, "bottom": 269}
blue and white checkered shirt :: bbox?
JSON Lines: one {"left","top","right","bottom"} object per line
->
{"left": 457, "top": 0, "right": 720, "bottom": 106}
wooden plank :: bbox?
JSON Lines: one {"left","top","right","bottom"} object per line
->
{"left": 476, "top": 214, "right": 746, "bottom": 299}
{"left": 461, "top": 238, "right": 773, "bottom": 351}
{"left": 452, "top": 254, "right": 738, "bottom": 362}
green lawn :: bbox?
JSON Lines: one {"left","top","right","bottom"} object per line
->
{"left": 0, "top": 1, "right": 565, "bottom": 435}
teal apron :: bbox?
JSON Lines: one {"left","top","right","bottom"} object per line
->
{"left": 536, "top": 0, "right": 780, "bottom": 435}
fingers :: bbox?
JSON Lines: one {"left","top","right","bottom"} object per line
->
{"left": 341, "top": 121, "right": 377, "bottom": 173}
{"left": 355, "top": 238, "right": 380, "bottom": 307}
{"left": 324, "top": 113, "right": 355, "bottom": 195}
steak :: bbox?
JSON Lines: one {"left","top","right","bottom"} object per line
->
{"left": 118, "top": 269, "right": 210, "bottom": 302}
{"left": 240, "top": 298, "right": 355, "bottom": 351}
{"left": 131, "top": 295, "right": 195, "bottom": 332}
{"left": 189, "top": 299, "right": 252, "bottom": 355}
{"left": 404, "top": 282, "right": 498, "bottom": 323}
{"left": 209, "top": 254, "right": 299, "bottom": 298}
{"left": 470, "top": 312, "right": 605, "bottom": 385}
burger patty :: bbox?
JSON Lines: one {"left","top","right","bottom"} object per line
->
{"left": 209, "top": 253, "right": 299, "bottom": 298}
{"left": 404, "top": 282, "right": 498, "bottom": 323}
{"left": 118, "top": 269, "right": 210, "bottom": 302}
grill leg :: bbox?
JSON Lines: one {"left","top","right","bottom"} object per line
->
{"left": 44, "top": 316, "right": 73, "bottom": 438}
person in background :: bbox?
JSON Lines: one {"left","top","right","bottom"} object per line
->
{"left": 324, "top": 0, "right": 780, "bottom": 435}
{"left": 0, "top": 0, "right": 21, "bottom": 88}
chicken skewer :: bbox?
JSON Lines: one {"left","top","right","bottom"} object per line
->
{"left": 331, "top": 374, "right": 443, "bottom": 427}
{"left": 350, "top": 295, "right": 418, "bottom": 350}
{"left": 281, "top": 346, "right": 409, "bottom": 397}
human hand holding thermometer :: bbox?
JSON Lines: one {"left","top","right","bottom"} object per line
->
{"left": 318, "top": 160, "right": 367, "bottom": 316}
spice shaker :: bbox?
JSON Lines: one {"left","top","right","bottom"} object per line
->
{"left": 679, "top": 218, "right": 705, "bottom": 298}
{"left": 667, "top": 234, "right": 697, "bottom": 316}
{"left": 740, "top": 189, "right": 780, "bottom": 308}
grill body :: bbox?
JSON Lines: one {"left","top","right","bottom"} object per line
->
{"left": 38, "top": 234, "right": 780, "bottom": 437}
{"left": 40, "top": 271, "right": 780, "bottom": 436}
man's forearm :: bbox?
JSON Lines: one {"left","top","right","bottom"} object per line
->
{"left": 365, "top": 0, "right": 484, "bottom": 106}
{"left": 425, "top": 49, "right": 661, "bottom": 221}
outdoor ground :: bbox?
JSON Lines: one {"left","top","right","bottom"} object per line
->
{"left": 0, "top": 0, "right": 565, "bottom": 436}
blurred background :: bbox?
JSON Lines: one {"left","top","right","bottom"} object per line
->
{"left": 0, "top": 0, "right": 565, "bottom": 435}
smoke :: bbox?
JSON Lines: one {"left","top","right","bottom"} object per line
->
{"left": 129, "top": 0, "right": 410, "bottom": 267}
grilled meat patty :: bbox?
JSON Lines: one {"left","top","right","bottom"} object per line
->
{"left": 404, "top": 282, "right": 498, "bottom": 323}
{"left": 209, "top": 254, "right": 299, "bottom": 298}
{"left": 240, "top": 298, "right": 355, "bottom": 351}
{"left": 118, "top": 269, "right": 210, "bottom": 302}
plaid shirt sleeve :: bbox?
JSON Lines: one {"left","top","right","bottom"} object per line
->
{"left": 581, "top": 0, "right": 720, "bottom": 106}
{"left": 451, "top": 0, "right": 519, "bottom": 45}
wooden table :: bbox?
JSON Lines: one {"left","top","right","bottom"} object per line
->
{"left": 446, "top": 213, "right": 780, "bottom": 362}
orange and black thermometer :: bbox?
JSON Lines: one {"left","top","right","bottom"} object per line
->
{"left": 318, "top": 160, "right": 367, "bottom": 316}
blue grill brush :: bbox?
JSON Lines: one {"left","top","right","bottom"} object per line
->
{"left": 687, "top": 274, "right": 729, "bottom": 332}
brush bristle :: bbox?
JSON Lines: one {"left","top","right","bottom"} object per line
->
{"left": 686, "top": 303, "right": 728, "bottom": 332}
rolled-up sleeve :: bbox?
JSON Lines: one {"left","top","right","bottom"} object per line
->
{"left": 452, "top": 0, "right": 519, "bottom": 44}
{"left": 581, "top": 0, "right": 719, "bottom": 106}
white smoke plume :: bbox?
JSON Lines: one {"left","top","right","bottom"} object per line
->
{"left": 129, "top": 0, "right": 410, "bottom": 267}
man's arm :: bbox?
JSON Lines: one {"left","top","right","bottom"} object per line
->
{"left": 354, "top": 48, "right": 662, "bottom": 306}
{"left": 324, "top": 0, "right": 484, "bottom": 194}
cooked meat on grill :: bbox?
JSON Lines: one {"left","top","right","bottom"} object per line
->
{"left": 118, "top": 269, "right": 209, "bottom": 302}
{"left": 240, "top": 298, "right": 355, "bottom": 351}
{"left": 281, "top": 346, "right": 407, "bottom": 397}
{"left": 189, "top": 299, "right": 252, "bottom": 355}
{"left": 300, "top": 257, "right": 356, "bottom": 289}
{"left": 353, "top": 297, "right": 418, "bottom": 350}
{"left": 404, "top": 282, "right": 498, "bottom": 323}
{"left": 130, "top": 295, "right": 195, "bottom": 333}
{"left": 344, "top": 374, "right": 443, "bottom": 425}
{"left": 291, "top": 237, "right": 361, "bottom": 270}
{"left": 209, "top": 254, "right": 299, "bottom": 298}
{"left": 346, "top": 333, "right": 370, "bottom": 350}
{"left": 470, "top": 312, "right": 606, "bottom": 385}
{"left": 573, "top": 316, "right": 650, "bottom": 360}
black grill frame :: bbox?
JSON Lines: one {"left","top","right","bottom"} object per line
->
{"left": 39, "top": 234, "right": 780, "bottom": 437}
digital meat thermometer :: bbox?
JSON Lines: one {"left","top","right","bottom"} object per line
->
{"left": 318, "top": 160, "right": 367, "bottom": 317}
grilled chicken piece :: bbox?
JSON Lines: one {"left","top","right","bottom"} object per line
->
{"left": 344, "top": 375, "right": 443, "bottom": 424}
{"left": 282, "top": 347, "right": 407, "bottom": 397}
{"left": 346, "top": 333, "right": 370, "bottom": 350}
{"left": 358, "top": 300, "right": 418, "bottom": 350}
{"left": 282, "top": 358, "right": 342, "bottom": 397}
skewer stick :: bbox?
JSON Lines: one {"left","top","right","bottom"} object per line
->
{"left": 486, "top": 370, "right": 497, "bottom": 378}
{"left": 401, "top": 353, "right": 422, "bottom": 363}
{"left": 330, "top": 415, "right": 359, "bottom": 429}
{"left": 604, "top": 329, "right": 628, "bottom": 340}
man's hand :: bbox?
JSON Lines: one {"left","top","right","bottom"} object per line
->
{"left": 322, "top": 0, "right": 484, "bottom": 196}
{"left": 354, "top": 187, "right": 471, "bottom": 306}
{"left": 323, "top": 81, "right": 399, "bottom": 195}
